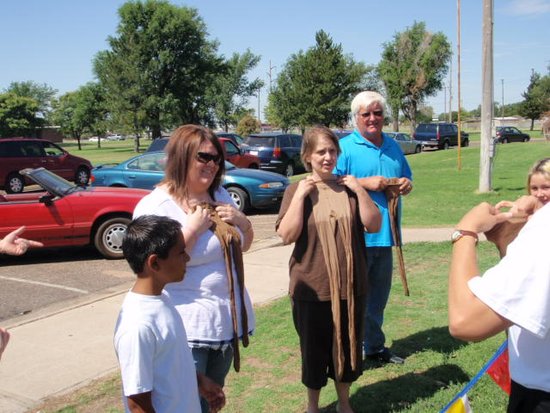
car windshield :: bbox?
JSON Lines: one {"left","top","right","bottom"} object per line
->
{"left": 25, "top": 168, "right": 82, "bottom": 196}
{"left": 225, "top": 161, "right": 236, "bottom": 171}
{"left": 415, "top": 124, "right": 436, "bottom": 133}
{"left": 245, "top": 136, "right": 275, "bottom": 148}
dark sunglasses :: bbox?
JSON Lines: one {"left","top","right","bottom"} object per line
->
{"left": 359, "top": 110, "right": 384, "bottom": 118}
{"left": 196, "top": 151, "right": 222, "bottom": 165}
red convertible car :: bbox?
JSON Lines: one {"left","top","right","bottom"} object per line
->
{"left": 0, "top": 168, "right": 149, "bottom": 259}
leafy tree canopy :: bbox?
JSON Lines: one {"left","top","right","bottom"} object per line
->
{"left": 519, "top": 70, "right": 550, "bottom": 130}
{"left": 378, "top": 21, "right": 451, "bottom": 131}
{"left": 0, "top": 92, "right": 42, "bottom": 137}
{"left": 266, "top": 30, "right": 367, "bottom": 131}
{"left": 236, "top": 113, "right": 261, "bottom": 136}
{"left": 4, "top": 81, "right": 57, "bottom": 122}
{"left": 94, "top": 0, "right": 223, "bottom": 139}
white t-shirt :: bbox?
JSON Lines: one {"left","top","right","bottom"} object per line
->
{"left": 114, "top": 291, "right": 201, "bottom": 412}
{"left": 468, "top": 203, "right": 550, "bottom": 392}
{"left": 133, "top": 186, "right": 256, "bottom": 344}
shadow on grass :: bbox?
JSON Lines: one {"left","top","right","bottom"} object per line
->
{"left": 392, "top": 326, "right": 469, "bottom": 358}
{"left": 319, "top": 364, "right": 470, "bottom": 413}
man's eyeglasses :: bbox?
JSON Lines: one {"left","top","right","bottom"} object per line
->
{"left": 196, "top": 151, "right": 222, "bottom": 165}
{"left": 359, "top": 110, "right": 384, "bottom": 118}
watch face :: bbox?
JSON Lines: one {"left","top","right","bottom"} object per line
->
{"left": 451, "top": 230, "right": 463, "bottom": 242}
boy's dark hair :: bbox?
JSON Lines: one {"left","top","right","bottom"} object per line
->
{"left": 122, "top": 215, "right": 183, "bottom": 274}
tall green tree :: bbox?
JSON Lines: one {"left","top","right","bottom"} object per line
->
{"left": 77, "top": 82, "right": 110, "bottom": 148}
{"left": 0, "top": 93, "right": 42, "bottom": 137}
{"left": 266, "top": 30, "right": 367, "bottom": 131}
{"left": 519, "top": 70, "right": 550, "bottom": 130}
{"left": 207, "top": 50, "right": 264, "bottom": 132}
{"left": 378, "top": 21, "right": 451, "bottom": 131}
{"left": 94, "top": 0, "right": 222, "bottom": 140}
{"left": 5, "top": 81, "right": 57, "bottom": 123}
{"left": 51, "top": 91, "right": 87, "bottom": 150}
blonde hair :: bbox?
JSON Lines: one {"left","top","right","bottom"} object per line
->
{"left": 301, "top": 126, "right": 340, "bottom": 172}
{"left": 527, "top": 158, "right": 550, "bottom": 192}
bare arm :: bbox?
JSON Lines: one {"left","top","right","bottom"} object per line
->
{"left": 277, "top": 178, "right": 316, "bottom": 245}
{"left": 127, "top": 392, "right": 155, "bottom": 413}
{"left": 339, "top": 175, "right": 381, "bottom": 233}
{"left": 358, "top": 176, "right": 388, "bottom": 192}
{"left": 0, "top": 327, "right": 10, "bottom": 361}
{"left": 448, "top": 202, "right": 514, "bottom": 341}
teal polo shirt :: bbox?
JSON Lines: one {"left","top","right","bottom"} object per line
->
{"left": 334, "top": 130, "right": 413, "bottom": 247}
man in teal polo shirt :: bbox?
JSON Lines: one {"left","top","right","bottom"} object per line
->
{"left": 335, "top": 91, "right": 413, "bottom": 364}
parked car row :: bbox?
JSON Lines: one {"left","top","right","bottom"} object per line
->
{"left": 90, "top": 151, "right": 288, "bottom": 213}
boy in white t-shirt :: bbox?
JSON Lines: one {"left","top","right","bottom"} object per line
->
{"left": 115, "top": 215, "right": 225, "bottom": 413}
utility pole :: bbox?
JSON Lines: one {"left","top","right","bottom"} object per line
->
{"left": 449, "top": 54, "right": 453, "bottom": 123}
{"left": 501, "top": 78, "right": 505, "bottom": 118}
{"left": 457, "top": 0, "right": 462, "bottom": 170}
{"left": 480, "top": 0, "right": 494, "bottom": 192}
{"left": 267, "top": 60, "right": 276, "bottom": 93}
{"left": 257, "top": 87, "right": 261, "bottom": 124}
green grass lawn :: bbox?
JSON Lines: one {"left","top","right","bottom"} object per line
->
{"left": 32, "top": 242, "right": 510, "bottom": 413}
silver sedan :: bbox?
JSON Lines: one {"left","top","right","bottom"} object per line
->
{"left": 386, "top": 132, "right": 422, "bottom": 155}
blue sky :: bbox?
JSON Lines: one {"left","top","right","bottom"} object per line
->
{"left": 2, "top": 0, "right": 549, "bottom": 120}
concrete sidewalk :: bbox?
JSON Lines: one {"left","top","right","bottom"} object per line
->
{"left": 0, "top": 228, "right": 455, "bottom": 413}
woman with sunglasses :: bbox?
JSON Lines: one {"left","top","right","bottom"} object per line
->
{"left": 133, "top": 124, "right": 255, "bottom": 412}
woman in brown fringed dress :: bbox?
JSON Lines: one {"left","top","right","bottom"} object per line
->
{"left": 276, "top": 126, "right": 381, "bottom": 413}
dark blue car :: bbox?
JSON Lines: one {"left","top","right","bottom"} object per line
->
{"left": 90, "top": 152, "right": 289, "bottom": 213}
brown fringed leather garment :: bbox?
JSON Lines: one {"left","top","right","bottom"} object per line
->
{"left": 310, "top": 180, "right": 356, "bottom": 381}
{"left": 196, "top": 203, "right": 249, "bottom": 372}
{"left": 385, "top": 179, "right": 410, "bottom": 296}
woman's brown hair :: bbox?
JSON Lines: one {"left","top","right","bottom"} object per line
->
{"left": 161, "top": 125, "right": 225, "bottom": 200}
{"left": 301, "top": 125, "right": 340, "bottom": 172}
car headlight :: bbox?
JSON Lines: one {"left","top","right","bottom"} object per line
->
{"left": 259, "top": 182, "right": 284, "bottom": 189}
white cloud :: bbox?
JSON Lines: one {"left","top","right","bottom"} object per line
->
{"left": 504, "top": 0, "right": 550, "bottom": 16}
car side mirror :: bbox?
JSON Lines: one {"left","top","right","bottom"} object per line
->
{"left": 39, "top": 194, "right": 54, "bottom": 206}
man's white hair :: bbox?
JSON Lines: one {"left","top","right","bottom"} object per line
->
{"left": 350, "top": 91, "right": 387, "bottom": 128}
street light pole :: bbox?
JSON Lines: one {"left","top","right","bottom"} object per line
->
{"left": 501, "top": 78, "right": 504, "bottom": 118}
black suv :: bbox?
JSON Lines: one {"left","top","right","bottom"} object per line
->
{"left": 413, "top": 123, "right": 469, "bottom": 150}
{"left": 242, "top": 132, "right": 303, "bottom": 177}
{"left": 0, "top": 137, "right": 92, "bottom": 193}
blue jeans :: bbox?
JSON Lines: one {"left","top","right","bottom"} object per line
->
{"left": 363, "top": 247, "right": 393, "bottom": 355}
{"left": 192, "top": 346, "right": 234, "bottom": 413}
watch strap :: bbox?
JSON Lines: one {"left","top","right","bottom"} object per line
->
{"left": 452, "top": 229, "right": 479, "bottom": 244}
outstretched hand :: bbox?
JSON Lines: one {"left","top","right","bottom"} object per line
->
{"left": 197, "top": 373, "right": 226, "bottom": 413}
{"left": 0, "top": 226, "right": 43, "bottom": 256}
{"left": 456, "top": 202, "right": 513, "bottom": 234}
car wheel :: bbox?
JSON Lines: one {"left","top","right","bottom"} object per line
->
{"left": 93, "top": 216, "right": 131, "bottom": 259}
{"left": 248, "top": 163, "right": 259, "bottom": 169}
{"left": 523, "top": 137, "right": 529, "bottom": 142}
{"left": 503, "top": 137, "right": 509, "bottom": 144}
{"left": 227, "top": 187, "right": 249, "bottom": 213}
{"left": 414, "top": 145, "right": 422, "bottom": 154}
{"left": 443, "top": 140, "right": 450, "bottom": 150}
{"left": 6, "top": 173, "right": 24, "bottom": 194}
{"left": 462, "top": 139, "right": 469, "bottom": 147}
{"left": 285, "top": 162, "right": 295, "bottom": 177}
{"left": 75, "top": 166, "right": 90, "bottom": 186}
